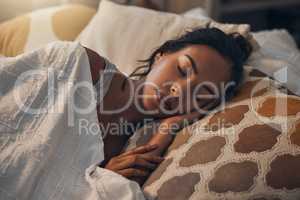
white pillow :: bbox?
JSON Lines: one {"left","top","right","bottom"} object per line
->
{"left": 182, "top": 7, "right": 210, "bottom": 21}
{"left": 25, "top": 4, "right": 96, "bottom": 53}
{"left": 248, "top": 29, "right": 300, "bottom": 95}
{"left": 0, "top": 4, "right": 96, "bottom": 57}
{"left": 78, "top": 0, "right": 258, "bottom": 75}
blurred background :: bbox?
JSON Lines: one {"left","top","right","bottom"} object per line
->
{"left": 0, "top": 0, "right": 299, "bottom": 46}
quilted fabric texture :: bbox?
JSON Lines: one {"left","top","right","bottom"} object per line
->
{"left": 123, "top": 67, "right": 300, "bottom": 200}
{"left": 0, "top": 4, "right": 95, "bottom": 57}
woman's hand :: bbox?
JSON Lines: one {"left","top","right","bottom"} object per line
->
{"left": 103, "top": 144, "right": 164, "bottom": 184}
{"left": 144, "top": 100, "right": 220, "bottom": 158}
{"left": 159, "top": 109, "right": 204, "bottom": 133}
{"left": 159, "top": 100, "right": 220, "bottom": 133}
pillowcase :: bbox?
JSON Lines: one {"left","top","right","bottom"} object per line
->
{"left": 78, "top": 0, "right": 258, "bottom": 75}
{"left": 0, "top": 4, "right": 96, "bottom": 57}
{"left": 124, "top": 68, "right": 300, "bottom": 200}
{"left": 249, "top": 30, "right": 300, "bottom": 96}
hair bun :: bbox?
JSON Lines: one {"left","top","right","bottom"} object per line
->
{"left": 230, "top": 33, "right": 253, "bottom": 63}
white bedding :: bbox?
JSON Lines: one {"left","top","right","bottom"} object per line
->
{"left": 0, "top": 41, "right": 144, "bottom": 200}
{"left": 249, "top": 30, "right": 300, "bottom": 95}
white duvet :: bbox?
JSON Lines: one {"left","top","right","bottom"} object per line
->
{"left": 0, "top": 41, "right": 144, "bottom": 200}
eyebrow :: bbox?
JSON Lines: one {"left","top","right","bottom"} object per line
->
{"left": 185, "top": 54, "right": 198, "bottom": 74}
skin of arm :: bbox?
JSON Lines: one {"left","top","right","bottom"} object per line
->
{"left": 145, "top": 104, "right": 216, "bottom": 157}
{"left": 130, "top": 101, "right": 219, "bottom": 185}
{"left": 129, "top": 111, "right": 205, "bottom": 185}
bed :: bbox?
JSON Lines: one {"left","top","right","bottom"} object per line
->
{"left": 0, "top": 0, "right": 300, "bottom": 199}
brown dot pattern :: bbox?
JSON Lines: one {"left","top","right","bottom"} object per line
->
{"left": 207, "top": 105, "right": 249, "bottom": 131}
{"left": 234, "top": 124, "right": 281, "bottom": 153}
{"left": 266, "top": 154, "right": 300, "bottom": 190}
{"left": 156, "top": 173, "right": 200, "bottom": 200}
{"left": 167, "top": 128, "right": 192, "bottom": 153}
{"left": 257, "top": 97, "right": 300, "bottom": 117}
{"left": 291, "top": 121, "right": 300, "bottom": 147}
{"left": 231, "top": 80, "right": 268, "bottom": 103}
{"left": 143, "top": 158, "right": 173, "bottom": 188}
{"left": 179, "top": 136, "right": 226, "bottom": 167}
{"left": 208, "top": 161, "right": 259, "bottom": 193}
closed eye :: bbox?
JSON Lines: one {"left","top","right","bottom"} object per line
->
{"left": 177, "top": 65, "right": 187, "bottom": 77}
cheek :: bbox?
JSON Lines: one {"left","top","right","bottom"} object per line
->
{"left": 150, "top": 59, "right": 178, "bottom": 81}
{"left": 141, "top": 80, "right": 160, "bottom": 111}
{"left": 144, "top": 66, "right": 171, "bottom": 93}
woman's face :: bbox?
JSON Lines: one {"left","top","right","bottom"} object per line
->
{"left": 141, "top": 44, "right": 232, "bottom": 116}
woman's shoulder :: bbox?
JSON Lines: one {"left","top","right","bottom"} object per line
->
{"left": 84, "top": 46, "right": 123, "bottom": 84}
{"left": 30, "top": 41, "right": 89, "bottom": 68}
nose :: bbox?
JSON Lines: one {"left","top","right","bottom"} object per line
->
{"left": 165, "top": 84, "right": 185, "bottom": 111}
{"left": 170, "top": 85, "right": 181, "bottom": 96}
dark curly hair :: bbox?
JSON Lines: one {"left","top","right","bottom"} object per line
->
{"left": 122, "top": 27, "right": 253, "bottom": 101}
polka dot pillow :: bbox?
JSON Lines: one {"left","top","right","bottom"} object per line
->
{"left": 0, "top": 4, "right": 95, "bottom": 57}
{"left": 124, "top": 67, "right": 300, "bottom": 200}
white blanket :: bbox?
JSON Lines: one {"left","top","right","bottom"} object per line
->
{"left": 0, "top": 41, "right": 145, "bottom": 200}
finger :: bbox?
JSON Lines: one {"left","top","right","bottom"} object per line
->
{"left": 106, "top": 156, "right": 134, "bottom": 171}
{"left": 118, "top": 168, "right": 150, "bottom": 178}
{"left": 134, "top": 158, "right": 158, "bottom": 170}
{"left": 115, "top": 154, "right": 163, "bottom": 170}
{"left": 120, "top": 144, "right": 158, "bottom": 157}
{"left": 139, "top": 154, "right": 165, "bottom": 164}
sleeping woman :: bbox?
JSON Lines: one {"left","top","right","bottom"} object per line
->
{"left": 0, "top": 27, "right": 252, "bottom": 200}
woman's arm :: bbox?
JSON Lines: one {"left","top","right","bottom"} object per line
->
{"left": 145, "top": 99, "right": 220, "bottom": 157}
{"left": 102, "top": 111, "right": 205, "bottom": 186}
{"left": 144, "top": 111, "right": 204, "bottom": 156}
